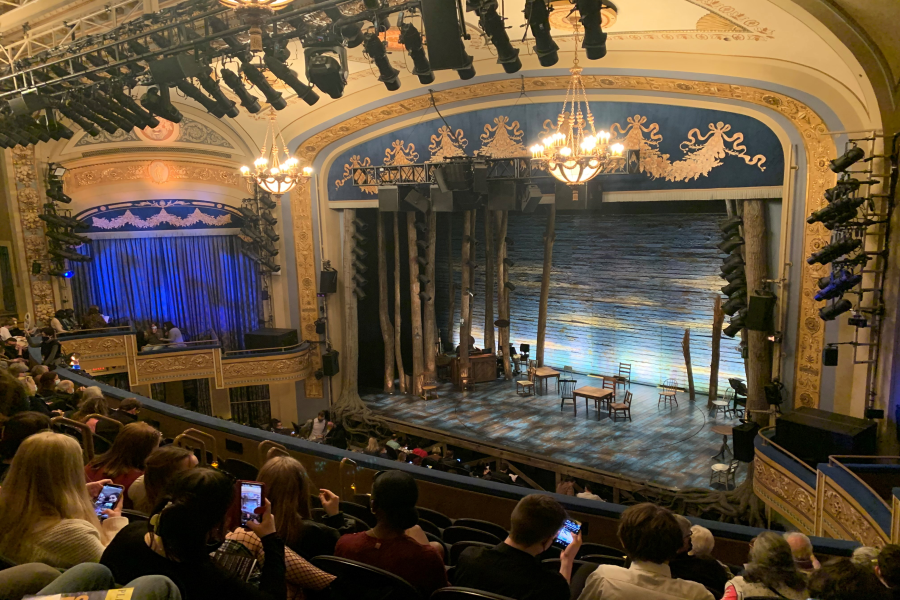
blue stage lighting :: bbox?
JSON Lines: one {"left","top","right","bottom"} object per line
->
{"left": 63, "top": 270, "right": 74, "bottom": 278}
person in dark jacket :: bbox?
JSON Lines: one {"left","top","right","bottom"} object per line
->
{"left": 668, "top": 515, "right": 730, "bottom": 597}
{"left": 97, "top": 398, "right": 142, "bottom": 440}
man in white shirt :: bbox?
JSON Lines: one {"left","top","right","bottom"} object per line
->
{"left": 576, "top": 483, "right": 604, "bottom": 502}
{"left": 578, "top": 503, "right": 713, "bottom": 600}
{"left": 308, "top": 411, "right": 328, "bottom": 441}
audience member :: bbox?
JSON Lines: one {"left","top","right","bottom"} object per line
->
{"left": 723, "top": 531, "right": 807, "bottom": 600}
{"left": 40, "top": 327, "right": 63, "bottom": 365}
{"left": 556, "top": 475, "right": 580, "bottom": 496}
{"left": 0, "top": 431, "right": 128, "bottom": 568}
{"left": 258, "top": 455, "right": 361, "bottom": 559}
{"left": 85, "top": 422, "right": 161, "bottom": 507}
{"left": 30, "top": 364, "right": 49, "bottom": 379}
{"left": 140, "top": 323, "right": 163, "bottom": 350}
{"left": 784, "top": 531, "right": 820, "bottom": 573}
{"left": 0, "top": 562, "right": 180, "bottom": 600}
{"left": 161, "top": 322, "right": 185, "bottom": 347}
{"left": 0, "top": 411, "right": 50, "bottom": 481}
{"left": 8, "top": 362, "right": 37, "bottom": 397}
{"left": 71, "top": 394, "right": 110, "bottom": 432}
{"left": 877, "top": 544, "right": 900, "bottom": 599}
{"left": 82, "top": 306, "right": 109, "bottom": 330}
{"left": 62, "top": 308, "right": 79, "bottom": 331}
{"left": 50, "top": 379, "right": 78, "bottom": 412}
{"left": 668, "top": 515, "right": 730, "bottom": 598}
{"left": 0, "top": 370, "right": 30, "bottom": 416}
{"left": 335, "top": 470, "right": 448, "bottom": 596}
{"left": 689, "top": 524, "right": 733, "bottom": 577}
{"left": 308, "top": 411, "right": 328, "bottom": 442}
{"left": 364, "top": 437, "right": 381, "bottom": 456}
{"left": 50, "top": 310, "right": 68, "bottom": 334}
{"left": 127, "top": 445, "right": 198, "bottom": 514}
{"left": 0, "top": 316, "right": 26, "bottom": 340}
{"left": 385, "top": 433, "right": 402, "bottom": 451}
{"left": 456, "top": 494, "right": 581, "bottom": 600}
{"left": 3, "top": 336, "right": 23, "bottom": 361}
{"left": 579, "top": 503, "right": 713, "bottom": 600}
{"left": 101, "top": 467, "right": 287, "bottom": 600}
{"left": 576, "top": 482, "right": 604, "bottom": 501}
{"left": 98, "top": 397, "right": 142, "bottom": 440}
{"left": 31, "top": 371, "right": 61, "bottom": 415}
{"left": 809, "top": 557, "right": 891, "bottom": 600}
{"left": 266, "top": 418, "right": 283, "bottom": 433}
{"left": 851, "top": 545, "right": 880, "bottom": 570}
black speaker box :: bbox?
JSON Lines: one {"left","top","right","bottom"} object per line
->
{"left": 487, "top": 181, "right": 517, "bottom": 211}
{"left": 245, "top": 328, "right": 299, "bottom": 350}
{"left": 149, "top": 55, "right": 202, "bottom": 84}
{"left": 419, "top": 0, "right": 468, "bottom": 71}
{"left": 732, "top": 421, "right": 760, "bottom": 462}
{"left": 319, "top": 269, "right": 338, "bottom": 294}
{"left": 321, "top": 350, "right": 340, "bottom": 377}
{"left": 746, "top": 294, "right": 776, "bottom": 331}
{"left": 378, "top": 186, "right": 399, "bottom": 211}
{"left": 775, "top": 407, "right": 877, "bottom": 467}
{"left": 823, "top": 345, "right": 839, "bottom": 366}
{"left": 429, "top": 186, "right": 454, "bottom": 212}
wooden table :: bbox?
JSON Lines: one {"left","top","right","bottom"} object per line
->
{"left": 451, "top": 353, "right": 497, "bottom": 387}
{"left": 573, "top": 386, "right": 614, "bottom": 420}
{"left": 533, "top": 367, "right": 560, "bottom": 395}
{"left": 711, "top": 425, "right": 734, "bottom": 461}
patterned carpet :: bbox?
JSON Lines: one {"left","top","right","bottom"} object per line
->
{"left": 362, "top": 373, "right": 746, "bottom": 490}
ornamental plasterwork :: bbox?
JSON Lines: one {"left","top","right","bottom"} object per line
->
{"left": 301, "top": 75, "right": 832, "bottom": 407}
{"left": 68, "top": 160, "right": 243, "bottom": 190}
{"left": 429, "top": 126, "right": 468, "bottom": 160}
{"left": 60, "top": 335, "right": 126, "bottom": 359}
{"left": 74, "top": 116, "right": 234, "bottom": 149}
{"left": 137, "top": 353, "right": 214, "bottom": 375}
{"left": 223, "top": 353, "right": 312, "bottom": 379}
{"left": 822, "top": 484, "right": 889, "bottom": 547}
{"left": 90, "top": 208, "right": 233, "bottom": 230}
{"left": 477, "top": 116, "right": 527, "bottom": 158}
{"left": 753, "top": 457, "right": 815, "bottom": 528}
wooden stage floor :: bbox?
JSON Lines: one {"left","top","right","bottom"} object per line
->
{"left": 362, "top": 374, "right": 746, "bottom": 491}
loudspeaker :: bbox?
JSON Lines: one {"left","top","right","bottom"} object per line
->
{"left": 775, "top": 407, "right": 877, "bottom": 466}
{"left": 487, "top": 181, "right": 517, "bottom": 211}
{"left": 429, "top": 186, "right": 454, "bottom": 212}
{"left": 148, "top": 55, "right": 203, "bottom": 84}
{"left": 866, "top": 408, "right": 884, "bottom": 419}
{"left": 746, "top": 294, "right": 776, "bottom": 331}
{"left": 519, "top": 185, "right": 542, "bottom": 213}
{"left": 823, "top": 345, "right": 838, "bottom": 366}
{"left": 402, "top": 187, "right": 430, "bottom": 212}
{"left": 419, "top": 0, "right": 468, "bottom": 71}
{"left": 315, "top": 318, "right": 327, "bottom": 334}
{"left": 378, "top": 186, "right": 399, "bottom": 211}
{"left": 732, "top": 421, "right": 760, "bottom": 462}
{"left": 319, "top": 269, "right": 338, "bottom": 294}
{"left": 321, "top": 350, "right": 340, "bottom": 377}
{"left": 245, "top": 327, "right": 299, "bottom": 350}
{"left": 10, "top": 93, "right": 51, "bottom": 116}
{"left": 473, "top": 162, "right": 488, "bottom": 194}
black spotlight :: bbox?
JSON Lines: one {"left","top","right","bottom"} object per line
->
{"left": 304, "top": 44, "right": 347, "bottom": 99}
{"left": 830, "top": 146, "right": 865, "bottom": 173}
{"left": 140, "top": 87, "right": 183, "bottom": 123}
{"left": 576, "top": 0, "right": 607, "bottom": 59}
{"left": 196, "top": 68, "right": 240, "bottom": 118}
{"left": 241, "top": 62, "right": 288, "bottom": 110}
{"left": 807, "top": 238, "right": 862, "bottom": 266}
{"left": 220, "top": 68, "right": 261, "bottom": 113}
{"left": 819, "top": 298, "right": 853, "bottom": 321}
{"left": 525, "top": 0, "right": 559, "bottom": 67}
{"left": 718, "top": 236, "right": 744, "bottom": 254}
{"left": 175, "top": 80, "right": 225, "bottom": 119}
{"left": 363, "top": 33, "right": 401, "bottom": 91}
{"left": 477, "top": 2, "right": 522, "bottom": 73}
{"left": 317, "top": 0, "right": 363, "bottom": 47}
{"left": 720, "top": 215, "right": 742, "bottom": 234}
{"left": 398, "top": 22, "right": 434, "bottom": 84}
{"left": 263, "top": 55, "right": 320, "bottom": 106}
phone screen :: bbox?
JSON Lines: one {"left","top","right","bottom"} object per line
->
{"left": 239, "top": 482, "right": 264, "bottom": 526}
{"left": 93, "top": 484, "right": 124, "bottom": 520}
{"left": 555, "top": 518, "right": 582, "bottom": 548}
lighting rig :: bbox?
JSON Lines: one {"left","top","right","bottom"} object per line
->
{"left": 39, "top": 164, "right": 92, "bottom": 278}
{"left": 238, "top": 184, "right": 280, "bottom": 326}
{"left": 716, "top": 215, "right": 746, "bottom": 339}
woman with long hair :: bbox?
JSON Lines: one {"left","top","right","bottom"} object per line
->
{"left": 85, "top": 422, "right": 161, "bottom": 507}
{"left": 257, "top": 455, "right": 359, "bottom": 559}
{"left": 0, "top": 431, "right": 128, "bottom": 567}
{"left": 71, "top": 394, "right": 109, "bottom": 433}
{"left": 0, "top": 370, "right": 30, "bottom": 417}
{"left": 723, "top": 531, "right": 808, "bottom": 599}
{"left": 127, "top": 445, "right": 198, "bottom": 514}
{"left": 101, "top": 467, "right": 287, "bottom": 600}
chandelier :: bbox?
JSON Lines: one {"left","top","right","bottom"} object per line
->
{"left": 529, "top": 44, "right": 624, "bottom": 185}
{"left": 218, "top": 0, "right": 291, "bottom": 52}
{"left": 240, "top": 114, "right": 312, "bottom": 195}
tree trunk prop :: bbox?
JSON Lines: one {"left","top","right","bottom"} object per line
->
{"left": 446, "top": 216, "right": 456, "bottom": 352}
{"left": 483, "top": 208, "right": 495, "bottom": 355}
{"left": 497, "top": 211, "right": 511, "bottom": 379}
{"left": 407, "top": 212, "right": 425, "bottom": 396}
{"left": 709, "top": 295, "right": 724, "bottom": 409}
{"left": 423, "top": 209, "right": 437, "bottom": 377}
{"left": 682, "top": 328, "right": 695, "bottom": 401}
{"left": 536, "top": 204, "right": 556, "bottom": 368}
{"left": 459, "top": 210, "right": 473, "bottom": 384}
{"left": 377, "top": 213, "right": 395, "bottom": 393}
{"left": 743, "top": 199, "right": 773, "bottom": 425}
{"left": 392, "top": 213, "right": 407, "bottom": 393}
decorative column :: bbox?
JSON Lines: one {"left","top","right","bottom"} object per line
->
{"left": 290, "top": 180, "right": 323, "bottom": 397}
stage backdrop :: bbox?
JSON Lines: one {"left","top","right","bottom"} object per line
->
{"left": 71, "top": 235, "right": 263, "bottom": 350}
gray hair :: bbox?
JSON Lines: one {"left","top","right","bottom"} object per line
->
{"left": 56, "top": 380, "right": 75, "bottom": 394}
{"left": 690, "top": 525, "right": 715, "bottom": 556}
{"left": 851, "top": 546, "right": 879, "bottom": 568}
{"left": 783, "top": 531, "right": 814, "bottom": 560}
{"left": 80, "top": 386, "right": 104, "bottom": 401}
{"left": 746, "top": 531, "right": 807, "bottom": 591}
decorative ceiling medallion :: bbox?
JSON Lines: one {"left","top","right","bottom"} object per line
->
{"left": 548, "top": 1, "right": 617, "bottom": 32}
{"left": 148, "top": 160, "right": 170, "bottom": 184}
{"left": 696, "top": 13, "right": 743, "bottom": 32}
{"left": 137, "top": 119, "right": 179, "bottom": 143}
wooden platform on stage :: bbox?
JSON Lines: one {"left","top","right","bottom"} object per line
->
{"left": 362, "top": 374, "right": 746, "bottom": 491}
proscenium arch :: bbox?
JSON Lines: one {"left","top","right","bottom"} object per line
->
{"left": 288, "top": 75, "right": 837, "bottom": 409}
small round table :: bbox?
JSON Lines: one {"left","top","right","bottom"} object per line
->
{"left": 711, "top": 425, "right": 734, "bottom": 461}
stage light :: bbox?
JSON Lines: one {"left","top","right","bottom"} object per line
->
{"left": 353, "top": 273, "right": 367, "bottom": 287}
{"left": 719, "top": 215, "right": 742, "bottom": 234}
{"left": 352, "top": 259, "right": 367, "bottom": 273}
{"left": 264, "top": 224, "right": 279, "bottom": 242}
{"left": 242, "top": 246, "right": 261, "bottom": 262}
{"left": 419, "top": 292, "right": 431, "bottom": 302}
{"left": 46, "top": 230, "right": 90, "bottom": 245}
{"left": 830, "top": 146, "right": 865, "bottom": 173}
{"left": 240, "top": 227, "right": 264, "bottom": 244}
{"left": 318, "top": 0, "right": 364, "bottom": 47}
{"left": 721, "top": 279, "right": 745, "bottom": 296}
{"left": 263, "top": 55, "right": 320, "bottom": 106}
{"left": 814, "top": 271, "right": 862, "bottom": 301}
{"left": 807, "top": 197, "right": 865, "bottom": 226}
{"left": 848, "top": 312, "right": 868, "bottom": 328}
{"left": 304, "top": 36, "right": 348, "bottom": 99}
{"left": 504, "top": 281, "right": 516, "bottom": 291}
{"left": 352, "top": 232, "right": 367, "bottom": 244}
{"left": 110, "top": 89, "right": 160, "bottom": 129}
{"left": 417, "top": 274, "right": 431, "bottom": 285}
{"left": 353, "top": 247, "right": 367, "bottom": 260}
{"left": 262, "top": 258, "right": 281, "bottom": 273}
{"left": 48, "top": 268, "right": 75, "bottom": 278}
{"left": 503, "top": 258, "right": 515, "bottom": 267}
{"left": 49, "top": 248, "right": 90, "bottom": 262}
{"left": 140, "top": 87, "right": 184, "bottom": 123}
{"left": 807, "top": 238, "right": 861, "bottom": 266}
{"left": 416, "top": 240, "right": 429, "bottom": 251}
{"left": 722, "top": 296, "right": 747, "bottom": 317}
{"left": 417, "top": 256, "right": 428, "bottom": 267}
{"left": 197, "top": 68, "right": 240, "bottom": 118}
{"left": 819, "top": 298, "right": 852, "bottom": 321}
{"left": 363, "top": 33, "right": 401, "bottom": 91}
{"left": 43, "top": 109, "right": 73, "bottom": 141}
{"left": 415, "top": 221, "right": 428, "bottom": 233}
{"left": 175, "top": 80, "right": 225, "bottom": 119}
{"left": 261, "top": 210, "right": 277, "bottom": 226}
{"left": 398, "top": 22, "right": 434, "bottom": 84}
{"left": 825, "top": 178, "right": 862, "bottom": 202}
{"left": 723, "top": 268, "right": 745, "bottom": 284}
{"left": 465, "top": 288, "right": 474, "bottom": 297}
{"left": 717, "top": 236, "right": 744, "bottom": 254}
{"left": 239, "top": 207, "right": 260, "bottom": 221}
{"left": 525, "top": 0, "right": 559, "bottom": 67}
{"left": 259, "top": 192, "right": 277, "bottom": 210}
{"left": 575, "top": 0, "right": 607, "bottom": 59}
{"left": 39, "top": 213, "right": 87, "bottom": 229}
{"left": 46, "top": 184, "right": 72, "bottom": 204}
{"left": 721, "top": 253, "right": 744, "bottom": 275}
{"left": 241, "top": 62, "right": 288, "bottom": 110}
{"left": 262, "top": 239, "right": 278, "bottom": 256}
{"left": 219, "top": 68, "right": 261, "bottom": 114}
{"left": 353, "top": 288, "right": 366, "bottom": 299}
{"left": 353, "top": 218, "right": 369, "bottom": 231}
{"left": 476, "top": 1, "right": 521, "bottom": 73}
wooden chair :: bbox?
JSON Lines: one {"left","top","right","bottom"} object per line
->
{"left": 710, "top": 459, "right": 740, "bottom": 490}
{"left": 658, "top": 379, "right": 678, "bottom": 408}
{"left": 312, "top": 556, "right": 421, "bottom": 600}
{"left": 421, "top": 375, "right": 439, "bottom": 401}
{"left": 516, "top": 367, "right": 535, "bottom": 396}
{"left": 711, "top": 399, "right": 731, "bottom": 419}
{"left": 601, "top": 376, "right": 616, "bottom": 401}
{"left": 615, "top": 362, "right": 632, "bottom": 389}
{"left": 559, "top": 378, "right": 577, "bottom": 415}
{"left": 609, "top": 391, "right": 633, "bottom": 422}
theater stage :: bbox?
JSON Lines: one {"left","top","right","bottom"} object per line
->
{"left": 362, "top": 373, "right": 746, "bottom": 491}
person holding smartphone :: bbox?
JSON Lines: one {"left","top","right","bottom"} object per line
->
{"left": 0, "top": 432, "right": 128, "bottom": 568}
{"left": 455, "top": 494, "right": 582, "bottom": 600}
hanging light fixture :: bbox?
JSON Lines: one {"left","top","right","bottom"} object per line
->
{"left": 529, "top": 26, "right": 624, "bottom": 185}
{"left": 218, "top": 0, "right": 291, "bottom": 52}
{"left": 240, "top": 114, "right": 312, "bottom": 195}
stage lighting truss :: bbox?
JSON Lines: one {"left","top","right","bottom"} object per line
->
{"left": 351, "top": 218, "right": 368, "bottom": 298}
{"left": 240, "top": 113, "right": 312, "bottom": 195}
{"left": 239, "top": 183, "right": 282, "bottom": 275}
{"left": 41, "top": 168, "right": 92, "bottom": 277}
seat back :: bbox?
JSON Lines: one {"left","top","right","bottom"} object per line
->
{"left": 602, "top": 378, "right": 615, "bottom": 390}
{"left": 418, "top": 518, "right": 442, "bottom": 537}
{"left": 442, "top": 525, "right": 501, "bottom": 546}
{"left": 560, "top": 379, "right": 576, "bottom": 400}
{"left": 662, "top": 379, "right": 678, "bottom": 394}
{"left": 220, "top": 458, "right": 259, "bottom": 481}
{"left": 431, "top": 587, "right": 517, "bottom": 600}
{"left": 578, "top": 543, "right": 625, "bottom": 558}
{"left": 121, "top": 509, "right": 150, "bottom": 522}
{"left": 580, "top": 554, "right": 627, "bottom": 567}
{"left": 449, "top": 540, "right": 494, "bottom": 566}
{"left": 452, "top": 518, "right": 508, "bottom": 541}
{"left": 563, "top": 365, "right": 573, "bottom": 374}
{"left": 417, "top": 506, "right": 453, "bottom": 529}
{"left": 341, "top": 501, "right": 377, "bottom": 528}
{"left": 728, "top": 459, "right": 741, "bottom": 474}
{"left": 623, "top": 391, "right": 633, "bottom": 406}
{"left": 311, "top": 556, "right": 422, "bottom": 600}
{"left": 618, "top": 362, "right": 631, "bottom": 378}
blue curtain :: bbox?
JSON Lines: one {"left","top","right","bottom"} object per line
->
{"left": 72, "top": 235, "right": 263, "bottom": 350}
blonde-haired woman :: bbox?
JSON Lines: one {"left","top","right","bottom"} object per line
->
{"left": 0, "top": 431, "right": 128, "bottom": 568}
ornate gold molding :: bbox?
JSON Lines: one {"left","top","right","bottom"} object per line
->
{"left": 222, "top": 350, "right": 313, "bottom": 388}
{"left": 819, "top": 475, "right": 890, "bottom": 547}
{"left": 294, "top": 75, "right": 833, "bottom": 407}
{"left": 67, "top": 160, "right": 244, "bottom": 190}
{"left": 61, "top": 334, "right": 127, "bottom": 360}
{"left": 289, "top": 180, "right": 323, "bottom": 398}
{"left": 753, "top": 456, "right": 816, "bottom": 534}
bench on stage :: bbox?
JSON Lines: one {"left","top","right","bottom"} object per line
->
{"left": 451, "top": 353, "right": 497, "bottom": 387}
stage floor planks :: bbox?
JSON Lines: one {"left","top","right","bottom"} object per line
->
{"left": 362, "top": 374, "right": 746, "bottom": 491}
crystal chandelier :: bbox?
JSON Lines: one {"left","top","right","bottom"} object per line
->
{"left": 240, "top": 114, "right": 312, "bottom": 195}
{"left": 529, "top": 41, "right": 625, "bottom": 185}
{"left": 218, "top": 0, "right": 291, "bottom": 52}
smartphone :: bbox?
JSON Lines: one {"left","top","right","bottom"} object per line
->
{"left": 238, "top": 481, "right": 265, "bottom": 526}
{"left": 554, "top": 518, "right": 585, "bottom": 549}
{"left": 93, "top": 483, "right": 124, "bottom": 521}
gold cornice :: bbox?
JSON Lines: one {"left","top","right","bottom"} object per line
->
{"left": 66, "top": 159, "right": 245, "bottom": 190}
{"left": 294, "top": 74, "right": 834, "bottom": 407}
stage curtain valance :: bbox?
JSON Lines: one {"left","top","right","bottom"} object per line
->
{"left": 71, "top": 235, "right": 262, "bottom": 350}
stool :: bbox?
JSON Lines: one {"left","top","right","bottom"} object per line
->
{"left": 711, "top": 400, "right": 731, "bottom": 419}
{"left": 421, "top": 384, "right": 438, "bottom": 401}
{"left": 460, "top": 376, "right": 471, "bottom": 391}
